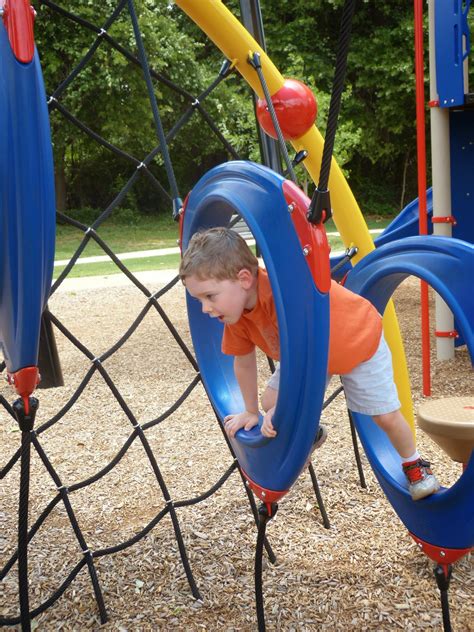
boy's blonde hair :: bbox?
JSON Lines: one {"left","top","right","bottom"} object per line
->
{"left": 179, "top": 227, "right": 258, "bottom": 281}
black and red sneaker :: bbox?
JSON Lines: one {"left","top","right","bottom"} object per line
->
{"left": 402, "top": 458, "right": 440, "bottom": 501}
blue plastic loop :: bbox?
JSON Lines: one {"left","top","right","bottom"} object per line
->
{"left": 345, "top": 236, "right": 474, "bottom": 549}
{"left": 181, "top": 161, "right": 329, "bottom": 493}
{"left": 0, "top": 23, "right": 56, "bottom": 372}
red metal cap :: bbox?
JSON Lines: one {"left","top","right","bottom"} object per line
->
{"left": 410, "top": 532, "right": 471, "bottom": 566}
{"left": 240, "top": 467, "right": 288, "bottom": 510}
{"left": 3, "top": 0, "right": 36, "bottom": 63}
{"left": 8, "top": 365, "right": 40, "bottom": 400}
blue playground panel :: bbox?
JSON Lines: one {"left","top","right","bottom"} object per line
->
{"left": 329, "top": 189, "right": 433, "bottom": 281}
{"left": 435, "top": 0, "right": 471, "bottom": 108}
{"left": 450, "top": 109, "right": 474, "bottom": 246}
{"left": 345, "top": 236, "right": 474, "bottom": 549}
{"left": 181, "top": 161, "right": 329, "bottom": 495}
{"left": 0, "top": 22, "right": 56, "bottom": 373}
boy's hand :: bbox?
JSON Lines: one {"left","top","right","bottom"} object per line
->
{"left": 261, "top": 406, "right": 277, "bottom": 438}
{"left": 224, "top": 411, "right": 259, "bottom": 438}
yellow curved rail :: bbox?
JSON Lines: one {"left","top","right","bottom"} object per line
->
{"left": 175, "top": 0, "right": 414, "bottom": 428}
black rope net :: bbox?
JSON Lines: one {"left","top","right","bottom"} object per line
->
{"left": 0, "top": 1, "right": 350, "bottom": 627}
{"left": 0, "top": 1, "right": 275, "bottom": 626}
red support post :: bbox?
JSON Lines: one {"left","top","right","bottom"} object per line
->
{"left": 414, "top": 0, "right": 431, "bottom": 396}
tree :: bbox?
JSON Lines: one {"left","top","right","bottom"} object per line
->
{"left": 34, "top": 0, "right": 259, "bottom": 216}
{"left": 34, "top": 0, "right": 428, "bottom": 218}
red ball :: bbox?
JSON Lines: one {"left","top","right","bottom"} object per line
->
{"left": 256, "top": 79, "right": 317, "bottom": 140}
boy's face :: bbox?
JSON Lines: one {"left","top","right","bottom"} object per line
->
{"left": 184, "top": 270, "right": 256, "bottom": 325}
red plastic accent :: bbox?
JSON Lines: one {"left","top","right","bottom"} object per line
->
{"left": 256, "top": 78, "right": 317, "bottom": 140}
{"left": 428, "top": 99, "right": 440, "bottom": 108}
{"left": 339, "top": 271, "right": 349, "bottom": 287}
{"left": 7, "top": 366, "right": 40, "bottom": 414}
{"left": 432, "top": 215, "right": 457, "bottom": 225}
{"left": 282, "top": 180, "right": 331, "bottom": 293}
{"left": 414, "top": 0, "right": 431, "bottom": 397}
{"left": 3, "top": 0, "right": 36, "bottom": 63}
{"left": 435, "top": 330, "right": 459, "bottom": 338}
{"left": 410, "top": 533, "right": 472, "bottom": 565}
{"left": 241, "top": 468, "right": 288, "bottom": 508}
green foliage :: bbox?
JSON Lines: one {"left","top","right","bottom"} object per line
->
{"left": 35, "top": 0, "right": 258, "bottom": 215}
{"left": 63, "top": 205, "right": 140, "bottom": 226}
{"left": 35, "top": 0, "right": 438, "bottom": 218}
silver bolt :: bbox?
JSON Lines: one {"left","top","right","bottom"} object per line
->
{"left": 261, "top": 491, "right": 266, "bottom": 498}
{"left": 245, "top": 480, "right": 250, "bottom": 487}
{"left": 303, "top": 246, "right": 311, "bottom": 256}
{"left": 417, "top": 542, "right": 423, "bottom": 549}
{"left": 440, "top": 550, "right": 446, "bottom": 557}
{"left": 288, "top": 203, "right": 295, "bottom": 213}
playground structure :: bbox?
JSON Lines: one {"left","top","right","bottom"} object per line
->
{"left": 1, "top": 0, "right": 473, "bottom": 630}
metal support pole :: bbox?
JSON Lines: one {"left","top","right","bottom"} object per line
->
{"left": 428, "top": 0, "right": 455, "bottom": 361}
{"left": 239, "top": 0, "right": 282, "bottom": 173}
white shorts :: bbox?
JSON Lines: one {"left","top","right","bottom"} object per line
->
{"left": 266, "top": 333, "right": 400, "bottom": 416}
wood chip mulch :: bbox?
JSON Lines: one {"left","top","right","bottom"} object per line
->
{"left": 0, "top": 274, "right": 473, "bottom": 631}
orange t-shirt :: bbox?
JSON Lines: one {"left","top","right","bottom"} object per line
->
{"left": 222, "top": 268, "right": 383, "bottom": 375}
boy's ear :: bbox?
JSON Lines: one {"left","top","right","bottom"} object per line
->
{"left": 237, "top": 268, "right": 254, "bottom": 290}
{"left": 237, "top": 268, "right": 254, "bottom": 288}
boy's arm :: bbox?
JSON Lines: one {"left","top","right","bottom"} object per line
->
{"left": 234, "top": 351, "right": 258, "bottom": 413}
{"left": 224, "top": 350, "right": 259, "bottom": 437}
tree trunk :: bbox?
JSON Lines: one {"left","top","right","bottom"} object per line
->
{"left": 399, "top": 151, "right": 410, "bottom": 211}
{"left": 54, "top": 149, "right": 67, "bottom": 212}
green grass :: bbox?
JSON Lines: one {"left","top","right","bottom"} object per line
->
{"left": 53, "top": 253, "right": 181, "bottom": 280}
{"left": 54, "top": 214, "right": 393, "bottom": 279}
{"left": 55, "top": 215, "right": 179, "bottom": 260}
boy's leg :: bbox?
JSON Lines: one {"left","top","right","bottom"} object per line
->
{"left": 262, "top": 364, "right": 327, "bottom": 448}
{"left": 372, "top": 409, "right": 439, "bottom": 499}
{"left": 262, "top": 384, "right": 278, "bottom": 413}
{"left": 372, "top": 409, "right": 416, "bottom": 459}
{"left": 262, "top": 362, "right": 280, "bottom": 412}
{"left": 341, "top": 334, "right": 439, "bottom": 500}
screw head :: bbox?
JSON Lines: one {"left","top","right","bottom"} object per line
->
{"left": 288, "top": 203, "right": 295, "bottom": 213}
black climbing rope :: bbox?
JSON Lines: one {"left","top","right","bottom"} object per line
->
{"left": 308, "top": 0, "right": 357, "bottom": 225}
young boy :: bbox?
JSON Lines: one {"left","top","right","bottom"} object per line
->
{"left": 180, "top": 227, "right": 440, "bottom": 501}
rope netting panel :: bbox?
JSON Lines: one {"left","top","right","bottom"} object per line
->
{"left": 0, "top": 1, "right": 278, "bottom": 626}
{"left": 0, "top": 1, "right": 350, "bottom": 627}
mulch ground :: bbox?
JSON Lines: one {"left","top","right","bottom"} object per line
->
{"left": 0, "top": 273, "right": 472, "bottom": 631}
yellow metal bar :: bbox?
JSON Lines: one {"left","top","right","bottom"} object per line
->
{"left": 175, "top": 0, "right": 414, "bottom": 428}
